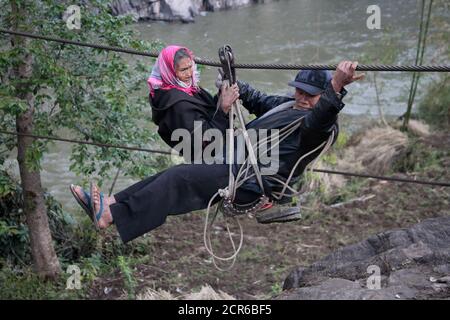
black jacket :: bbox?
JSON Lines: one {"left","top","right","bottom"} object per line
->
{"left": 236, "top": 80, "right": 346, "bottom": 198}
{"left": 149, "top": 87, "right": 229, "bottom": 149}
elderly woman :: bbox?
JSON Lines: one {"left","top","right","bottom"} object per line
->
{"left": 70, "top": 45, "right": 240, "bottom": 222}
{"left": 148, "top": 45, "right": 239, "bottom": 150}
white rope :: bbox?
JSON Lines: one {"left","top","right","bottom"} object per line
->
{"left": 202, "top": 95, "right": 268, "bottom": 270}
{"left": 227, "top": 85, "right": 235, "bottom": 199}
{"left": 203, "top": 192, "right": 244, "bottom": 271}
{"left": 233, "top": 116, "right": 305, "bottom": 192}
{"left": 203, "top": 118, "right": 334, "bottom": 268}
{"left": 203, "top": 65, "right": 336, "bottom": 270}
{"left": 232, "top": 100, "right": 265, "bottom": 195}
{"left": 271, "top": 131, "right": 335, "bottom": 201}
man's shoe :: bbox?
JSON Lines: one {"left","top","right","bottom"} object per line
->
{"left": 256, "top": 206, "right": 302, "bottom": 224}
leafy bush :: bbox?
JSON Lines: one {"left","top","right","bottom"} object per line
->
{"left": 393, "top": 138, "right": 446, "bottom": 174}
{"left": 0, "top": 266, "right": 84, "bottom": 299}
{"left": 418, "top": 75, "right": 450, "bottom": 129}
{"left": 0, "top": 170, "right": 98, "bottom": 266}
{"left": 0, "top": 172, "right": 30, "bottom": 266}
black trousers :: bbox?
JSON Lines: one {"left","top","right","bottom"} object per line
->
{"left": 110, "top": 164, "right": 260, "bottom": 243}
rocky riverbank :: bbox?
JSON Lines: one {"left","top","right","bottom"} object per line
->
{"left": 280, "top": 215, "right": 450, "bottom": 300}
{"left": 110, "top": 0, "right": 273, "bottom": 23}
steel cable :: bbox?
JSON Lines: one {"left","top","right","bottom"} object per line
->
{"left": 1, "top": 129, "right": 449, "bottom": 187}
{"left": 1, "top": 29, "right": 450, "bottom": 72}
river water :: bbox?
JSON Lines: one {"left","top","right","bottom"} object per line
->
{"left": 7, "top": 0, "right": 449, "bottom": 211}
{"left": 133, "top": 0, "right": 446, "bottom": 115}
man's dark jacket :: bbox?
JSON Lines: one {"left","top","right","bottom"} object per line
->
{"left": 236, "top": 80, "right": 345, "bottom": 198}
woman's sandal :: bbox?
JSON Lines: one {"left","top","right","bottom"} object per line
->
{"left": 70, "top": 184, "right": 93, "bottom": 222}
{"left": 90, "top": 181, "right": 106, "bottom": 231}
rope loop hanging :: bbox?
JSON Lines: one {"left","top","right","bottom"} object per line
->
{"left": 202, "top": 46, "right": 337, "bottom": 270}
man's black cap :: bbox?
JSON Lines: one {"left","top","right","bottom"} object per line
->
{"left": 288, "top": 69, "right": 332, "bottom": 95}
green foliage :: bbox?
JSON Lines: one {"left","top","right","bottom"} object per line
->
{"left": 0, "top": 96, "right": 28, "bottom": 116}
{"left": 0, "top": 0, "right": 171, "bottom": 287}
{"left": 334, "top": 130, "right": 349, "bottom": 150}
{"left": 0, "top": 173, "right": 15, "bottom": 197}
{"left": 78, "top": 253, "right": 105, "bottom": 283}
{"left": 321, "top": 153, "right": 338, "bottom": 166}
{"left": 0, "top": 167, "right": 158, "bottom": 297}
{"left": 0, "top": 0, "right": 168, "bottom": 185}
{"left": 394, "top": 138, "right": 447, "bottom": 174}
{"left": 321, "top": 178, "right": 368, "bottom": 206}
{"left": 418, "top": 75, "right": 450, "bottom": 129}
{"left": 270, "top": 282, "right": 282, "bottom": 296}
{"left": 0, "top": 266, "right": 86, "bottom": 299}
{"left": 24, "top": 139, "right": 48, "bottom": 172}
{"left": 0, "top": 172, "right": 30, "bottom": 265}
{"left": 117, "top": 255, "right": 137, "bottom": 299}
{"left": 0, "top": 169, "right": 98, "bottom": 266}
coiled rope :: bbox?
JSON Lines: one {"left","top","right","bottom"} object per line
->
{"left": 202, "top": 109, "right": 336, "bottom": 269}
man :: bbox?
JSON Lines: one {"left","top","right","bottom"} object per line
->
{"left": 73, "top": 61, "right": 364, "bottom": 243}
{"left": 234, "top": 62, "right": 362, "bottom": 223}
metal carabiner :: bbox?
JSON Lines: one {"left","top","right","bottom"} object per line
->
{"left": 218, "top": 45, "right": 236, "bottom": 85}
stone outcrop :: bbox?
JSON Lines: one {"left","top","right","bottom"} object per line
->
{"left": 110, "top": 0, "right": 273, "bottom": 23}
{"left": 279, "top": 216, "right": 450, "bottom": 300}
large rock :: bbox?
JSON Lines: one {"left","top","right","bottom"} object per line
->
{"left": 279, "top": 216, "right": 450, "bottom": 300}
{"left": 110, "top": 0, "right": 197, "bottom": 23}
{"left": 110, "top": 0, "right": 272, "bottom": 23}
{"left": 204, "top": 0, "right": 257, "bottom": 11}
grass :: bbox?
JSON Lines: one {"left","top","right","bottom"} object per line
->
{"left": 270, "top": 283, "right": 283, "bottom": 296}
{"left": 0, "top": 265, "right": 87, "bottom": 300}
{"left": 117, "top": 255, "right": 137, "bottom": 299}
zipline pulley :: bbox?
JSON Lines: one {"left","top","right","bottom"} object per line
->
{"left": 218, "top": 45, "right": 236, "bottom": 85}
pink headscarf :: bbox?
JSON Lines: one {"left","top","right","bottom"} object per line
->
{"left": 147, "top": 45, "right": 200, "bottom": 97}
